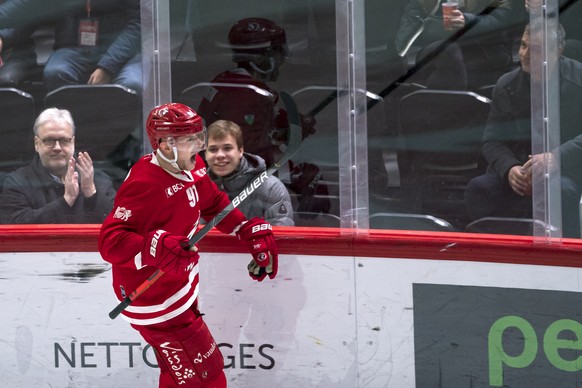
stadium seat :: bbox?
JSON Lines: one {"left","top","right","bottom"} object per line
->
{"left": 465, "top": 217, "right": 556, "bottom": 236}
{"left": 369, "top": 212, "right": 454, "bottom": 232}
{"left": 0, "top": 88, "right": 36, "bottom": 171}
{"left": 44, "top": 85, "right": 142, "bottom": 186}
{"left": 44, "top": 84, "right": 141, "bottom": 160}
{"left": 293, "top": 211, "right": 341, "bottom": 227}
{"left": 397, "top": 89, "right": 492, "bottom": 224}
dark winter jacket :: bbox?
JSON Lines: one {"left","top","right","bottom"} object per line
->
{"left": 0, "top": 155, "right": 116, "bottom": 224}
{"left": 482, "top": 57, "right": 582, "bottom": 183}
{"left": 208, "top": 152, "right": 294, "bottom": 226}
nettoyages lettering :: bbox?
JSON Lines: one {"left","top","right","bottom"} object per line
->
{"left": 54, "top": 341, "right": 275, "bottom": 370}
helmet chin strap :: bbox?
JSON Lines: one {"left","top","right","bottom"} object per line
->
{"left": 249, "top": 56, "right": 276, "bottom": 81}
{"left": 157, "top": 137, "right": 181, "bottom": 171}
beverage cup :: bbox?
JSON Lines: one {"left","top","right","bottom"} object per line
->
{"left": 442, "top": 2, "right": 458, "bottom": 31}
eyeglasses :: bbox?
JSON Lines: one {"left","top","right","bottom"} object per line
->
{"left": 38, "top": 136, "right": 73, "bottom": 148}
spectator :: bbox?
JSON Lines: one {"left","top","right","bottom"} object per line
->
{"left": 0, "top": 107, "right": 116, "bottom": 224}
{"left": 0, "top": 0, "right": 36, "bottom": 87}
{"left": 525, "top": 0, "right": 582, "bottom": 63}
{"left": 205, "top": 119, "right": 294, "bottom": 226}
{"left": 42, "top": 0, "right": 142, "bottom": 94}
{"left": 98, "top": 102, "right": 279, "bottom": 387}
{"left": 197, "top": 17, "right": 315, "bottom": 167}
{"left": 464, "top": 21, "right": 582, "bottom": 238}
{"left": 0, "top": 0, "right": 79, "bottom": 30}
{"left": 395, "top": 0, "right": 515, "bottom": 89}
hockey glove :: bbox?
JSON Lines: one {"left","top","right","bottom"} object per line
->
{"left": 236, "top": 217, "right": 278, "bottom": 281}
{"left": 301, "top": 114, "right": 316, "bottom": 139}
{"left": 142, "top": 230, "right": 199, "bottom": 273}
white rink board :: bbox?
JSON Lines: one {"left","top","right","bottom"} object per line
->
{"left": 1, "top": 252, "right": 581, "bottom": 387}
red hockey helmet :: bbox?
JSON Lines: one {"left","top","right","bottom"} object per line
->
{"left": 146, "top": 103, "right": 204, "bottom": 150}
{"left": 228, "top": 17, "right": 287, "bottom": 56}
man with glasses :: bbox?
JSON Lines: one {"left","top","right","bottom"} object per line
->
{"left": 0, "top": 107, "right": 116, "bottom": 223}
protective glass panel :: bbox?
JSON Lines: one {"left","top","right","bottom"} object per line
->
{"left": 1, "top": 0, "right": 578, "bottom": 240}
{"left": 366, "top": 0, "right": 582, "bottom": 239}
{"left": 168, "top": 0, "right": 340, "bottom": 227}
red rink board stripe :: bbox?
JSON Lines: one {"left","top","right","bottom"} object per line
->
{"left": 0, "top": 224, "right": 581, "bottom": 268}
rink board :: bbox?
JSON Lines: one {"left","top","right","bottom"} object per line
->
{"left": 2, "top": 249, "right": 582, "bottom": 387}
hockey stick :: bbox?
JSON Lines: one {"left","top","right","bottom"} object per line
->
{"left": 108, "top": 91, "right": 302, "bottom": 320}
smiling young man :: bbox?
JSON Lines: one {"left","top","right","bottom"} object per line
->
{"left": 205, "top": 119, "right": 294, "bottom": 226}
{"left": 98, "top": 103, "right": 279, "bottom": 387}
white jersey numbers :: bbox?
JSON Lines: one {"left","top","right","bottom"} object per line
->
{"left": 186, "top": 186, "right": 199, "bottom": 208}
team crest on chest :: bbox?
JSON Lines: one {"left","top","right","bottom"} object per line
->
{"left": 244, "top": 114, "right": 255, "bottom": 125}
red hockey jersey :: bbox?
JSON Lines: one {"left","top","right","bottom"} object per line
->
{"left": 98, "top": 153, "right": 246, "bottom": 325}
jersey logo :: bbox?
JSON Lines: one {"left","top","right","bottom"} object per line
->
{"left": 232, "top": 171, "right": 268, "bottom": 208}
{"left": 165, "top": 182, "right": 185, "bottom": 198}
{"left": 113, "top": 206, "right": 132, "bottom": 221}
{"left": 193, "top": 167, "right": 207, "bottom": 178}
{"left": 244, "top": 114, "right": 255, "bottom": 125}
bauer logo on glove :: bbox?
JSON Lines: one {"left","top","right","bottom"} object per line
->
{"left": 236, "top": 217, "right": 279, "bottom": 281}
{"left": 252, "top": 223, "right": 272, "bottom": 233}
{"left": 142, "top": 230, "right": 200, "bottom": 273}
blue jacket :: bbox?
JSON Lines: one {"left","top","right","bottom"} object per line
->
{"left": 0, "top": 0, "right": 140, "bottom": 76}
{"left": 52, "top": 0, "right": 141, "bottom": 76}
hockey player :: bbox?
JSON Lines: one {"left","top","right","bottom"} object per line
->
{"left": 98, "top": 102, "right": 278, "bottom": 387}
{"left": 197, "top": 17, "right": 314, "bottom": 167}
